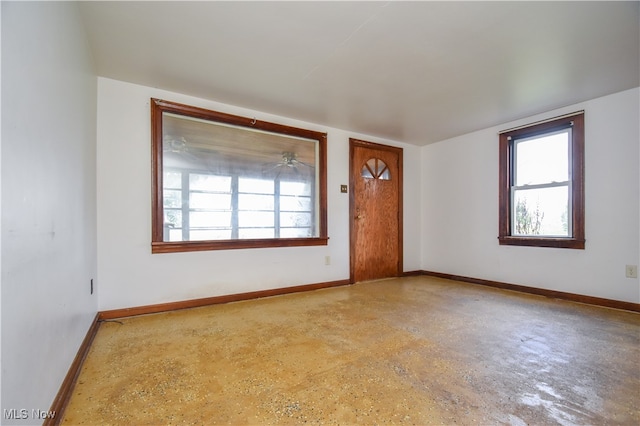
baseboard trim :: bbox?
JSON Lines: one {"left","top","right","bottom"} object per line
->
{"left": 45, "top": 313, "right": 101, "bottom": 426}
{"left": 402, "top": 270, "right": 424, "bottom": 277}
{"left": 421, "top": 270, "right": 640, "bottom": 313}
{"left": 99, "top": 279, "right": 352, "bottom": 320}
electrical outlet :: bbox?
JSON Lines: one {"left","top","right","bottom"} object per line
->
{"left": 325, "top": 256, "right": 331, "bottom": 265}
{"left": 625, "top": 265, "right": 637, "bottom": 278}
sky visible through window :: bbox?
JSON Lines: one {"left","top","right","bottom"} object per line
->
{"left": 514, "top": 130, "right": 570, "bottom": 236}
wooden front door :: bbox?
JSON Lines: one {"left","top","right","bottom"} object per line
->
{"left": 350, "top": 139, "right": 403, "bottom": 283}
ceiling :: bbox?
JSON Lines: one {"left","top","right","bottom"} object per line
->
{"left": 79, "top": 1, "right": 639, "bottom": 146}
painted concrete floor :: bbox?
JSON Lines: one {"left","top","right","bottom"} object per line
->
{"left": 62, "top": 277, "right": 639, "bottom": 425}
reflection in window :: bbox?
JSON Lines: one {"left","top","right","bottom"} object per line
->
{"left": 152, "top": 98, "right": 328, "bottom": 253}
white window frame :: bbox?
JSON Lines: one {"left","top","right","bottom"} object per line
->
{"left": 510, "top": 128, "right": 573, "bottom": 238}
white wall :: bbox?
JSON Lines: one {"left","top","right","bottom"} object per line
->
{"left": 1, "top": 2, "right": 97, "bottom": 423}
{"left": 0, "top": 1, "right": 4, "bottom": 414}
{"left": 96, "top": 78, "right": 421, "bottom": 311}
{"left": 422, "top": 88, "right": 640, "bottom": 303}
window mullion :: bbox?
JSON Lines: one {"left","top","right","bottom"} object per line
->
{"left": 274, "top": 178, "right": 281, "bottom": 238}
{"left": 512, "top": 181, "right": 570, "bottom": 191}
{"left": 182, "top": 172, "right": 190, "bottom": 241}
{"left": 231, "top": 175, "right": 239, "bottom": 239}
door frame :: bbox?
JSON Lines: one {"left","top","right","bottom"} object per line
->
{"left": 349, "top": 138, "right": 403, "bottom": 283}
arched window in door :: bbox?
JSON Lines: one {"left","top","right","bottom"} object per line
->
{"left": 361, "top": 158, "right": 391, "bottom": 180}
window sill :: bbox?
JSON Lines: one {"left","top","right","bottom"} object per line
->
{"left": 498, "top": 236, "right": 585, "bottom": 249}
{"left": 152, "top": 237, "right": 329, "bottom": 254}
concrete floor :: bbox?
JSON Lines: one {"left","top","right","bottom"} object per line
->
{"left": 62, "top": 276, "right": 639, "bottom": 425}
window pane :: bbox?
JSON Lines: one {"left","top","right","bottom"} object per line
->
{"left": 189, "top": 174, "right": 231, "bottom": 192}
{"left": 168, "top": 228, "right": 183, "bottom": 242}
{"left": 379, "top": 168, "right": 391, "bottom": 180}
{"left": 239, "top": 194, "right": 274, "bottom": 210}
{"left": 281, "top": 181, "right": 311, "bottom": 196}
{"left": 190, "top": 193, "right": 231, "bottom": 210}
{"left": 163, "top": 190, "right": 182, "bottom": 208}
{"left": 280, "top": 196, "right": 311, "bottom": 211}
{"left": 281, "top": 212, "right": 312, "bottom": 227}
{"left": 164, "top": 171, "right": 182, "bottom": 188}
{"left": 239, "top": 178, "right": 274, "bottom": 194}
{"left": 239, "top": 228, "right": 274, "bottom": 239}
{"left": 190, "top": 211, "right": 231, "bottom": 228}
{"left": 239, "top": 211, "right": 274, "bottom": 227}
{"left": 164, "top": 209, "right": 182, "bottom": 228}
{"left": 361, "top": 165, "right": 374, "bottom": 179}
{"left": 190, "top": 229, "right": 231, "bottom": 241}
{"left": 280, "top": 227, "right": 312, "bottom": 238}
{"left": 515, "top": 130, "right": 569, "bottom": 186}
{"left": 513, "top": 186, "right": 569, "bottom": 237}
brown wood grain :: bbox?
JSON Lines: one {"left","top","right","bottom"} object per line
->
{"left": 350, "top": 139, "right": 403, "bottom": 282}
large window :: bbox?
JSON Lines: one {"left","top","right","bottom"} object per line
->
{"left": 151, "top": 99, "right": 327, "bottom": 253}
{"left": 498, "top": 112, "right": 584, "bottom": 249}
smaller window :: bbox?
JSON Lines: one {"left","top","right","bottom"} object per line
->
{"left": 498, "top": 112, "right": 585, "bottom": 249}
{"left": 361, "top": 158, "right": 391, "bottom": 180}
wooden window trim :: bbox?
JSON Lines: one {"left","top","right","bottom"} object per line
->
{"left": 498, "top": 112, "right": 585, "bottom": 249}
{"left": 151, "top": 98, "right": 328, "bottom": 253}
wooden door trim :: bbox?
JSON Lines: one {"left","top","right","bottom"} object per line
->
{"left": 349, "top": 138, "right": 403, "bottom": 283}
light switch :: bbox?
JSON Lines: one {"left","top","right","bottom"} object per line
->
{"left": 340, "top": 185, "right": 348, "bottom": 193}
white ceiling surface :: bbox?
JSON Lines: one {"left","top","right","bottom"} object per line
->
{"left": 79, "top": 1, "right": 639, "bottom": 146}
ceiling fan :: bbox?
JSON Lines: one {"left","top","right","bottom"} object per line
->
{"left": 262, "top": 151, "right": 314, "bottom": 178}
{"left": 163, "top": 135, "right": 218, "bottom": 160}
{"left": 164, "top": 137, "right": 313, "bottom": 178}
{"left": 163, "top": 136, "right": 192, "bottom": 155}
